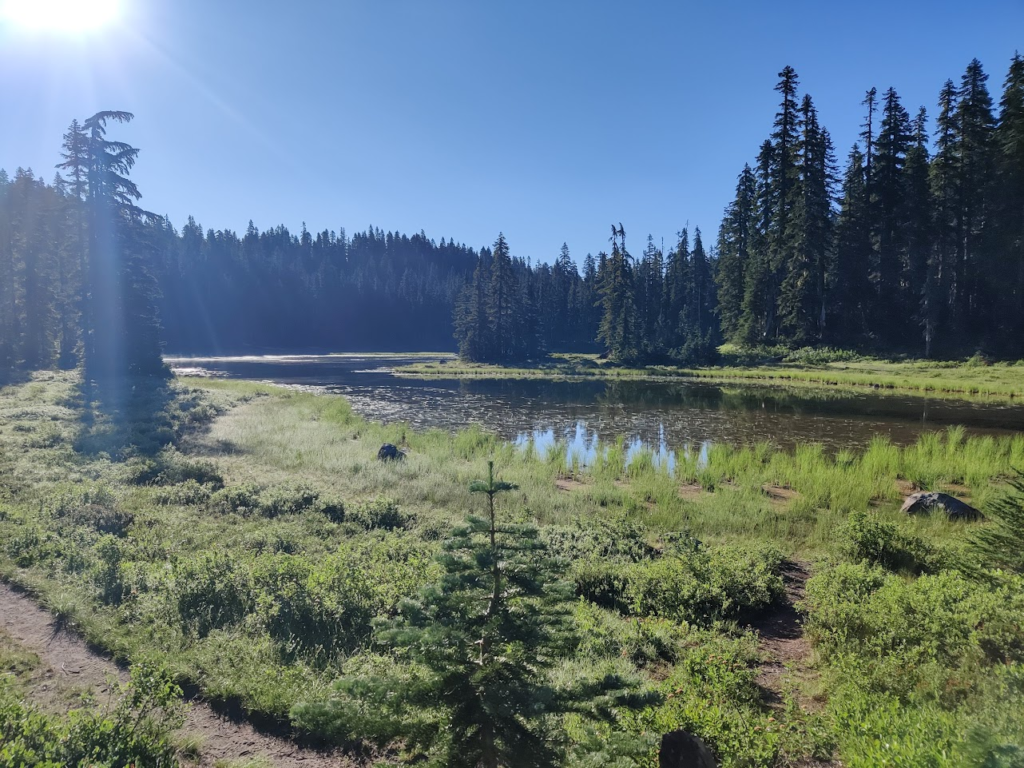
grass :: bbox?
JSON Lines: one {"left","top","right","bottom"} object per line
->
{"left": 1, "top": 369, "right": 1023, "bottom": 766}
{"left": 395, "top": 350, "right": 1024, "bottom": 401}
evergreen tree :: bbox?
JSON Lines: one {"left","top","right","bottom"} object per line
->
{"left": 738, "top": 142, "right": 775, "bottom": 343}
{"left": 597, "top": 225, "right": 639, "bottom": 362}
{"left": 928, "top": 79, "right": 962, "bottom": 354}
{"left": 954, "top": 60, "right": 996, "bottom": 342}
{"left": 871, "top": 87, "right": 912, "bottom": 343}
{"left": 454, "top": 257, "right": 493, "bottom": 361}
{"left": 832, "top": 146, "right": 872, "bottom": 344}
{"left": 780, "top": 95, "right": 834, "bottom": 343}
{"left": 715, "top": 165, "right": 756, "bottom": 343}
{"left": 903, "top": 107, "right": 934, "bottom": 353}
{"left": 992, "top": 54, "right": 1024, "bottom": 355}
{"left": 765, "top": 66, "right": 803, "bottom": 342}
{"left": 487, "top": 233, "right": 518, "bottom": 362}
{"left": 293, "top": 462, "right": 655, "bottom": 767}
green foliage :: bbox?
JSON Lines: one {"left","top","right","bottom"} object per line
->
{"left": 346, "top": 495, "right": 413, "bottom": 530}
{"left": 207, "top": 482, "right": 343, "bottom": 521}
{"left": 294, "top": 463, "right": 656, "bottom": 766}
{"left": 972, "top": 470, "right": 1024, "bottom": 573}
{"left": 842, "top": 511, "right": 945, "bottom": 574}
{"left": 806, "top": 563, "right": 1024, "bottom": 700}
{"left": 0, "top": 662, "right": 184, "bottom": 768}
{"left": 631, "top": 633, "right": 785, "bottom": 767}
{"left": 570, "top": 542, "right": 785, "bottom": 626}
{"left": 624, "top": 545, "right": 785, "bottom": 625}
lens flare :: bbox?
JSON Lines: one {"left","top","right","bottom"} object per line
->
{"left": 1, "top": 0, "right": 120, "bottom": 34}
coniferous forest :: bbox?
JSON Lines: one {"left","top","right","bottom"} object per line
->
{"left": 2, "top": 54, "right": 1023, "bottom": 382}
{"left": 6, "top": 42, "right": 1024, "bottom": 768}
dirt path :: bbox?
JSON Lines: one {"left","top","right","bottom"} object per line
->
{"left": 0, "top": 582, "right": 360, "bottom": 767}
{"left": 747, "top": 560, "right": 817, "bottom": 710}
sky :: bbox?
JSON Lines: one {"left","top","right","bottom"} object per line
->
{"left": 1, "top": 0, "right": 1022, "bottom": 265}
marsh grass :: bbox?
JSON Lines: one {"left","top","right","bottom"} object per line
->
{"left": 397, "top": 352, "right": 1024, "bottom": 400}
{"left": 3, "top": 370, "right": 1023, "bottom": 765}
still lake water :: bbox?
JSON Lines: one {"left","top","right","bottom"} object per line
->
{"left": 166, "top": 354, "right": 1024, "bottom": 459}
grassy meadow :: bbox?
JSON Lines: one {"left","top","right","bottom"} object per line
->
{"left": 397, "top": 348, "right": 1024, "bottom": 400}
{"left": 1, "top": 370, "right": 1023, "bottom": 766}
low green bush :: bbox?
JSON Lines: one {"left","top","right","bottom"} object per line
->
{"left": 124, "top": 447, "right": 224, "bottom": 488}
{"left": 0, "top": 662, "right": 184, "bottom": 768}
{"left": 207, "top": 482, "right": 344, "bottom": 521}
{"left": 842, "top": 511, "right": 944, "bottom": 574}
{"left": 624, "top": 545, "right": 785, "bottom": 625}
{"left": 346, "top": 496, "right": 413, "bottom": 531}
{"left": 806, "top": 563, "right": 1024, "bottom": 701}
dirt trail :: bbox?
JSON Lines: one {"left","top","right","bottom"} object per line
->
{"left": 0, "top": 581, "right": 359, "bottom": 767}
{"left": 747, "top": 560, "right": 817, "bottom": 710}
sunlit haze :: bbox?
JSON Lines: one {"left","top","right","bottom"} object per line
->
{"left": 0, "top": 0, "right": 119, "bottom": 34}
{"left": 2, "top": 0, "right": 1022, "bottom": 262}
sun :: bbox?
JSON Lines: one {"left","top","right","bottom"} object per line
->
{"left": 0, "top": 0, "right": 120, "bottom": 34}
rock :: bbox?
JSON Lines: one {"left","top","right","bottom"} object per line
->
{"left": 659, "top": 730, "right": 717, "bottom": 768}
{"left": 900, "top": 491, "right": 981, "bottom": 521}
{"left": 377, "top": 443, "right": 405, "bottom": 462}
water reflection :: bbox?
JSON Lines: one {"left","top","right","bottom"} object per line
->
{"left": 165, "top": 354, "right": 1024, "bottom": 454}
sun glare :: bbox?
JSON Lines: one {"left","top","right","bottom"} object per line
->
{"left": 1, "top": 0, "right": 120, "bottom": 34}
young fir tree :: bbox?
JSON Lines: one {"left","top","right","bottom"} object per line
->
{"left": 293, "top": 462, "right": 655, "bottom": 767}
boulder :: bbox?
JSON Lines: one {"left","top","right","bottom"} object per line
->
{"left": 659, "top": 730, "right": 717, "bottom": 768}
{"left": 377, "top": 443, "right": 405, "bottom": 462}
{"left": 900, "top": 491, "right": 981, "bottom": 521}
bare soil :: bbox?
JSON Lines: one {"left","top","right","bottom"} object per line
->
{"left": 746, "top": 561, "right": 820, "bottom": 711}
{"left": 762, "top": 484, "right": 801, "bottom": 506}
{"left": 0, "top": 581, "right": 362, "bottom": 767}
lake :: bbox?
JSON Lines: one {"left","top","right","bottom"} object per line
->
{"left": 166, "top": 354, "right": 1024, "bottom": 459}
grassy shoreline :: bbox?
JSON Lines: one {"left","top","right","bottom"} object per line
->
{"left": 396, "top": 352, "right": 1024, "bottom": 401}
{"left": 1, "top": 371, "right": 1023, "bottom": 766}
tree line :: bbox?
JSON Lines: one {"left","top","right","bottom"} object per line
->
{"left": 2, "top": 54, "right": 1023, "bottom": 381}
{"left": 716, "top": 55, "right": 1024, "bottom": 357}
{"left": 0, "top": 112, "right": 164, "bottom": 390}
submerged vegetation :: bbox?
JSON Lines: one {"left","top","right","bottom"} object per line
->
{"left": 1, "top": 370, "right": 1023, "bottom": 765}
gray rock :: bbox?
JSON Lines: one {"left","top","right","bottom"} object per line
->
{"left": 900, "top": 491, "right": 981, "bottom": 521}
{"left": 659, "top": 730, "right": 717, "bottom": 768}
{"left": 377, "top": 443, "right": 405, "bottom": 462}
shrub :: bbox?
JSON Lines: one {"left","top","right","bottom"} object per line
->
{"left": 842, "top": 511, "right": 943, "bottom": 574}
{"left": 783, "top": 346, "right": 861, "bottom": 365}
{"left": 0, "top": 662, "right": 184, "bottom": 768}
{"left": 545, "top": 516, "right": 657, "bottom": 563}
{"left": 125, "top": 447, "right": 224, "bottom": 489}
{"left": 346, "top": 496, "right": 412, "bottom": 531}
{"left": 207, "top": 482, "right": 344, "bottom": 520}
{"left": 153, "top": 479, "right": 215, "bottom": 506}
{"left": 805, "top": 563, "right": 1024, "bottom": 701}
{"left": 624, "top": 545, "right": 785, "bottom": 625}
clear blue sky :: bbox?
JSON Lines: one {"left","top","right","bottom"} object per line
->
{"left": 2, "top": 0, "right": 1022, "bottom": 264}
